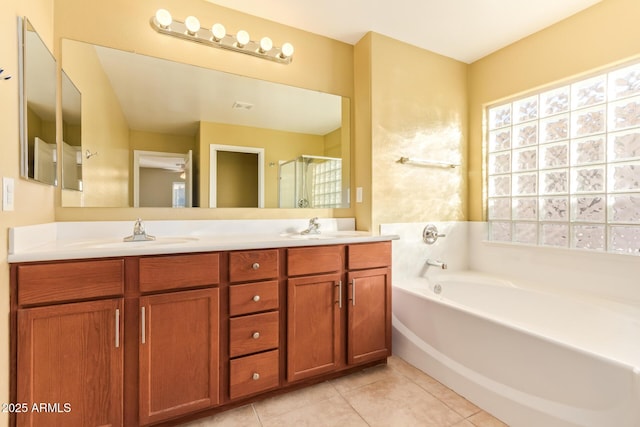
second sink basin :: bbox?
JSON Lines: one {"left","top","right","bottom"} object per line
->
{"left": 281, "top": 231, "right": 365, "bottom": 240}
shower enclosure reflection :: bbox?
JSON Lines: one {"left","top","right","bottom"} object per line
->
{"left": 279, "top": 155, "right": 344, "bottom": 208}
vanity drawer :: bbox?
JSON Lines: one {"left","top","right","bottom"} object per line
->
{"left": 229, "top": 250, "right": 279, "bottom": 283}
{"left": 229, "top": 281, "right": 279, "bottom": 316}
{"left": 229, "top": 311, "right": 279, "bottom": 358}
{"left": 229, "top": 350, "right": 279, "bottom": 400}
{"left": 287, "top": 245, "right": 343, "bottom": 276}
{"left": 17, "top": 259, "right": 124, "bottom": 306}
{"left": 139, "top": 253, "right": 220, "bottom": 292}
{"left": 347, "top": 242, "right": 391, "bottom": 270}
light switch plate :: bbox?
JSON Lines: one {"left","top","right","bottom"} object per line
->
{"left": 3, "top": 177, "right": 15, "bottom": 211}
{"left": 356, "top": 187, "right": 363, "bottom": 203}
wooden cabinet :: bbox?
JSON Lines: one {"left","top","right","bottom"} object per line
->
{"left": 17, "top": 298, "right": 123, "bottom": 427}
{"left": 138, "top": 288, "right": 219, "bottom": 425}
{"left": 13, "top": 259, "right": 125, "bottom": 427}
{"left": 11, "top": 240, "right": 392, "bottom": 426}
{"left": 347, "top": 267, "right": 391, "bottom": 364}
{"left": 287, "top": 272, "right": 343, "bottom": 382}
{"left": 16, "top": 259, "right": 124, "bottom": 306}
{"left": 138, "top": 253, "right": 220, "bottom": 425}
{"left": 227, "top": 249, "right": 281, "bottom": 400}
{"left": 287, "top": 242, "right": 392, "bottom": 383}
{"left": 346, "top": 242, "right": 392, "bottom": 365}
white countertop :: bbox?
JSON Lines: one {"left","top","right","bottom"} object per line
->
{"left": 9, "top": 218, "right": 399, "bottom": 263}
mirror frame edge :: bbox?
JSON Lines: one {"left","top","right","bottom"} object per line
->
{"left": 17, "top": 16, "right": 28, "bottom": 178}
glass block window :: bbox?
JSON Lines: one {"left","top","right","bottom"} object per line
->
{"left": 487, "top": 61, "right": 640, "bottom": 255}
{"left": 311, "top": 158, "right": 342, "bottom": 208}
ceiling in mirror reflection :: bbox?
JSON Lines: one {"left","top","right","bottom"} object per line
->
{"left": 91, "top": 44, "right": 342, "bottom": 136}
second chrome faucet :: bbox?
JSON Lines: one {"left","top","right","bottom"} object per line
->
{"left": 301, "top": 217, "right": 321, "bottom": 235}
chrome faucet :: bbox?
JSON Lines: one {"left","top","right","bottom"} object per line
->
{"left": 426, "top": 259, "right": 447, "bottom": 269}
{"left": 124, "top": 218, "right": 156, "bottom": 242}
{"left": 301, "top": 217, "right": 321, "bottom": 235}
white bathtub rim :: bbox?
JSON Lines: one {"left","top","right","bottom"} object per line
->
{"left": 392, "top": 275, "right": 640, "bottom": 371}
{"left": 392, "top": 316, "right": 640, "bottom": 427}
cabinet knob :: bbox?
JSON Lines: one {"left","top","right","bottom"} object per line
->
{"left": 252, "top": 332, "right": 260, "bottom": 339}
{"left": 252, "top": 295, "right": 261, "bottom": 302}
{"left": 252, "top": 262, "right": 260, "bottom": 270}
{"left": 252, "top": 372, "right": 260, "bottom": 381}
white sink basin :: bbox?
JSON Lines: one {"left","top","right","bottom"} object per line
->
{"left": 63, "top": 236, "right": 200, "bottom": 249}
{"left": 284, "top": 233, "right": 332, "bottom": 240}
{"left": 281, "top": 231, "right": 365, "bottom": 240}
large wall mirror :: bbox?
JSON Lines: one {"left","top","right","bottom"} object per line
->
{"left": 18, "top": 17, "right": 57, "bottom": 186}
{"left": 61, "top": 39, "right": 350, "bottom": 209}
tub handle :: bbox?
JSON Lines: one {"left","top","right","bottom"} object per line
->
{"left": 423, "top": 224, "right": 446, "bottom": 244}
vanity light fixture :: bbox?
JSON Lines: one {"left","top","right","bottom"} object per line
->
{"left": 259, "top": 37, "right": 273, "bottom": 54}
{"left": 184, "top": 16, "right": 201, "bottom": 36}
{"left": 150, "top": 9, "right": 294, "bottom": 64}
{"left": 155, "top": 9, "right": 172, "bottom": 28}
{"left": 211, "top": 23, "right": 226, "bottom": 41}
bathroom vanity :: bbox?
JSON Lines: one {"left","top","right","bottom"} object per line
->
{"left": 8, "top": 220, "right": 394, "bottom": 426}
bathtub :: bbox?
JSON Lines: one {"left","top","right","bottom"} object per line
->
{"left": 392, "top": 272, "right": 640, "bottom": 427}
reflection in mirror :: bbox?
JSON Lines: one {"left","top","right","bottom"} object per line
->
{"left": 18, "top": 17, "right": 57, "bottom": 186}
{"left": 61, "top": 39, "right": 350, "bottom": 208}
{"left": 61, "top": 70, "right": 83, "bottom": 190}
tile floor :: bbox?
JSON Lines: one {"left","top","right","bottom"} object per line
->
{"left": 180, "top": 356, "right": 508, "bottom": 427}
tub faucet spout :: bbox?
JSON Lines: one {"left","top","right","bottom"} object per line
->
{"left": 426, "top": 259, "right": 447, "bottom": 269}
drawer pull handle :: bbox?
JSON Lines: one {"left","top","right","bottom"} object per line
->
{"left": 351, "top": 279, "right": 356, "bottom": 306}
{"left": 252, "top": 332, "right": 260, "bottom": 339}
{"left": 336, "top": 281, "right": 342, "bottom": 308}
{"left": 141, "top": 306, "right": 146, "bottom": 344}
{"left": 252, "top": 263, "right": 260, "bottom": 270}
{"left": 253, "top": 295, "right": 261, "bottom": 302}
{"left": 115, "top": 309, "right": 120, "bottom": 348}
{"left": 252, "top": 372, "right": 260, "bottom": 381}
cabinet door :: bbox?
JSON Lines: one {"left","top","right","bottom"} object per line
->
{"left": 287, "top": 273, "right": 343, "bottom": 382}
{"left": 139, "top": 288, "right": 219, "bottom": 425}
{"left": 347, "top": 268, "right": 391, "bottom": 365}
{"left": 17, "top": 299, "right": 123, "bottom": 427}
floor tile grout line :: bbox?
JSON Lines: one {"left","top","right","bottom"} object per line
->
{"left": 251, "top": 403, "right": 264, "bottom": 426}
{"left": 388, "top": 358, "right": 484, "bottom": 420}
{"left": 335, "top": 391, "right": 373, "bottom": 427}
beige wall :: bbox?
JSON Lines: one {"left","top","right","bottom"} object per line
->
{"left": 1, "top": 1, "right": 56, "bottom": 425}
{"left": 61, "top": 39, "right": 129, "bottom": 207}
{"left": 199, "top": 121, "right": 325, "bottom": 208}
{"left": 356, "top": 32, "right": 468, "bottom": 232}
{"left": 354, "top": 33, "right": 374, "bottom": 231}
{"left": 53, "top": 0, "right": 355, "bottom": 221}
{"left": 467, "top": 0, "right": 640, "bottom": 221}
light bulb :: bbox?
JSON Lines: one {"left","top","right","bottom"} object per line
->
{"left": 236, "top": 30, "right": 250, "bottom": 48}
{"left": 184, "top": 16, "right": 200, "bottom": 35}
{"left": 155, "top": 9, "right": 172, "bottom": 28}
{"left": 259, "top": 37, "right": 273, "bottom": 53}
{"left": 211, "top": 23, "right": 226, "bottom": 41}
{"left": 280, "top": 42, "right": 294, "bottom": 58}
